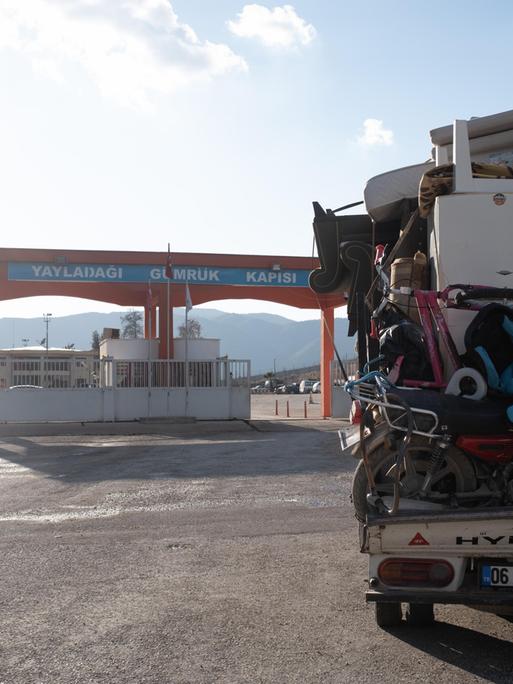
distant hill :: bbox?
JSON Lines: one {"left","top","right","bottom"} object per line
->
{"left": 0, "top": 309, "right": 354, "bottom": 374}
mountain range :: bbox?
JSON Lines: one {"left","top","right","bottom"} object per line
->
{"left": 0, "top": 309, "right": 353, "bottom": 374}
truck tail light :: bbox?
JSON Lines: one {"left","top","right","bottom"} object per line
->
{"left": 378, "top": 558, "right": 454, "bottom": 588}
{"left": 350, "top": 400, "right": 362, "bottom": 425}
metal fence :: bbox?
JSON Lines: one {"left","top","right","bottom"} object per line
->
{"left": 106, "top": 358, "right": 250, "bottom": 390}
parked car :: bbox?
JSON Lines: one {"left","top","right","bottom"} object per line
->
{"left": 9, "top": 385, "right": 44, "bottom": 390}
{"left": 299, "top": 379, "right": 318, "bottom": 394}
{"left": 276, "top": 383, "right": 299, "bottom": 394}
{"left": 312, "top": 381, "right": 321, "bottom": 393}
{"left": 263, "top": 378, "right": 283, "bottom": 392}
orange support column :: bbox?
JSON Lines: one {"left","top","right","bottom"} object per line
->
{"left": 320, "top": 306, "right": 335, "bottom": 418}
{"left": 150, "top": 305, "right": 157, "bottom": 339}
{"left": 144, "top": 306, "right": 151, "bottom": 339}
{"left": 145, "top": 287, "right": 156, "bottom": 339}
{"left": 168, "top": 305, "right": 174, "bottom": 358}
{"left": 158, "top": 290, "right": 174, "bottom": 359}
{"left": 158, "top": 304, "right": 166, "bottom": 358}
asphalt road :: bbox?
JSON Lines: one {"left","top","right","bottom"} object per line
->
{"left": 1, "top": 420, "right": 513, "bottom": 683}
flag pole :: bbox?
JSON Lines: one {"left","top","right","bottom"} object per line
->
{"left": 147, "top": 281, "right": 152, "bottom": 390}
{"left": 185, "top": 273, "right": 189, "bottom": 417}
{"left": 148, "top": 281, "right": 152, "bottom": 343}
{"left": 166, "top": 242, "right": 170, "bottom": 361}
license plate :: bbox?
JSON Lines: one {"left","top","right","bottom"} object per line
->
{"left": 338, "top": 426, "right": 360, "bottom": 455}
{"left": 481, "top": 565, "right": 513, "bottom": 587}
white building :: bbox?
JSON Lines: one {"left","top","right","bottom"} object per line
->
{"left": 0, "top": 346, "right": 98, "bottom": 389}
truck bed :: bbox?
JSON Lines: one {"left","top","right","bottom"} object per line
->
{"left": 366, "top": 507, "right": 513, "bottom": 556}
{"left": 365, "top": 507, "right": 513, "bottom": 609}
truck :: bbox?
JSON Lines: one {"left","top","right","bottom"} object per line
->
{"left": 337, "top": 415, "right": 513, "bottom": 627}
{"left": 311, "top": 108, "right": 513, "bottom": 627}
{"left": 364, "top": 507, "right": 513, "bottom": 627}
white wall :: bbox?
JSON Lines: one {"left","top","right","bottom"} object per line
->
{"left": 100, "top": 337, "right": 221, "bottom": 362}
{"left": 0, "top": 385, "right": 250, "bottom": 422}
{"left": 332, "top": 387, "right": 352, "bottom": 419}
{"left": 100, "top": 338, "right": 159, "bottom": 360}
{"left": 0, "top": 389, "right": 105, "bottom": 422}
{"left": 173, "top": 338, "right": 220, "bottom": 361}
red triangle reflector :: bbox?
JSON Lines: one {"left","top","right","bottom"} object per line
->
{"left": 408, "top": 532, "right": 429, "bottom": 546}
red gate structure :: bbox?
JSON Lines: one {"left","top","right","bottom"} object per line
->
{"left": 0, "top": 248, "right": 345, "bottom": 416}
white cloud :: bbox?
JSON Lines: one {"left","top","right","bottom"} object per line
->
{"left": 227, "top": 4, "right": 316, "bottom": 49}
{"left": 358, "top": 119, "right": 394, "bottom": 147}
{"left": 0, "top": 0, "right": 248, "bottom": 108}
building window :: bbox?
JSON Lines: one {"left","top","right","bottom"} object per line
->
{"left": 48, "top": 376, "right": 69, "bottom": 388}
{"left": 45, "top": 360, "right": 70, "bottom": 372}
{"left": 13, "top": 360, "right": 40, "bottom": 372}
{"left": 13, "top": 374, "right": 40, "bottom": 386}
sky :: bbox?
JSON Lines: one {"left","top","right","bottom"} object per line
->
{"left": 1, "top": 0, "right": 513, "bottom": 329}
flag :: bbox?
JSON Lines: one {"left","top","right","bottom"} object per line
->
{"left": 185, "top": 282, "right": 193, "bottom": 312}
{"left": 165, "top": 250, "right": 173, "bottom": 279}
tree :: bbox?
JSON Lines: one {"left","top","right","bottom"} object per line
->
{"left": 91, "top": 330, "right": 101, "bottom": 355}
{"left": 264, "top": 370, "right": 281, "bottom": 391}
{"left": 121, "top": 310, "right": 143, "bottom": 339}
{"left": 178, "top": 318, "right": 202, "bottom": 339}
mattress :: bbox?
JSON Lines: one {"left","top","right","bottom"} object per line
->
{"left": 364, "top": 161, "right": 434, "bottom": 222}
{"left": 431, "top": 109, "right": 513, "bottom": 146}
{"left": 365, "top": 118, "right": 513, "bottom": 224}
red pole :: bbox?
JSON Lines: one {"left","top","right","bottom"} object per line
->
{"left": 275, "top": 399, "right": 278, "bottom": 416}
{"left": 304, "top": 400, "right": 307, "bottom": 418}
{"left": 286, "top": 400, "right": 290, "bottom": 418}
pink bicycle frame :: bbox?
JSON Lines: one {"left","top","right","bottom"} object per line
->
{"left": 402, "top": 289, "right": 461, "bottom": 389}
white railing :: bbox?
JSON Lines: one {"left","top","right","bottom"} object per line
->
{"left": 106, "top": 358, "right": 250, "bottom": 390}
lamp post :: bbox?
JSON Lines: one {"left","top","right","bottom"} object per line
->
{"left": 43, "top": 313, "right": 52, "bottom": 387}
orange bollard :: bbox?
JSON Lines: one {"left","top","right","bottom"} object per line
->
{"left": 286, "top": 400, "right": 290, "bottom": 418}
{"left": 304, "top": 400, "right": 307, "bottom": 418}
{"left": 275, "top": 399, "right": 279, "bottom": 416}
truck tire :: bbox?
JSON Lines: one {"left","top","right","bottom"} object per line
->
{"left": 351, "top": 439, "right": 477, "bottom": 521}
{"left": 375, "top": 602, "right": 402, "bottom": 628}
{"left": 406, "top": 602, "right": 434, "bottom": 626}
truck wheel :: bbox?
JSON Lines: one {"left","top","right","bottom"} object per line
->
{"left": 375, "top": 602, "right": 402, "bottom": 628}
{"left": 406, "top": 603, "right": 434, "bottom": 626}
